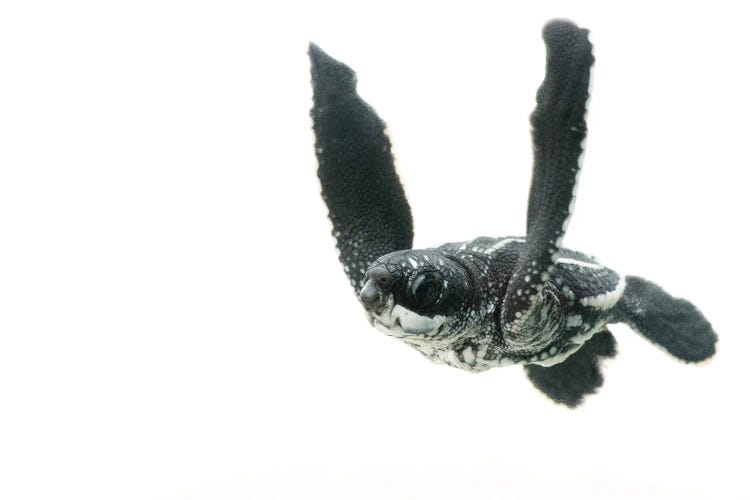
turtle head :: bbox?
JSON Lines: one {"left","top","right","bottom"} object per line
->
{"left": 359, "top": 250, "right": 473, "bottom": 346}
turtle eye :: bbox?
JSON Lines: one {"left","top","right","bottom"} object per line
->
{"left": 409, "top": 273, "right": 441, "bottom": 308}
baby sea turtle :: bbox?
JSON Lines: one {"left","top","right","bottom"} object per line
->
{"left": 309, "top": 20, "right": 718, "bottom": 407}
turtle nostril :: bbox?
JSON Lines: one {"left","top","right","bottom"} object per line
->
{"left": 369, "top": 267, "right": 393, "bottom": 291}
{"left": 359, "top": 280, "right": 380, "bottom": 306}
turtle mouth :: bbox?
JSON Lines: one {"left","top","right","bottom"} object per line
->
{"left": 369, "top": 295, "right": 446, "bottom": 338}
{"left": 374, "top": 316, "right": 447, "bottom": 337}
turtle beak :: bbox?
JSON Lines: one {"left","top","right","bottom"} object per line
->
{"left": 360, "top": 265, "right": 396, "bottom": 314}
{"left": 360, "top": 266, "right": 394, "bottom": 313}
{"left": 359, "top": 279, "right": 386, "bottom": 313}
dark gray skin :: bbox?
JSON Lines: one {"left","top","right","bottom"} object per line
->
{"left": 310, "top": 20, "right": 718, "bottom": 407}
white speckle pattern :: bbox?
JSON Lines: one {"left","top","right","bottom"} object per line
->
{"left": 463, "top": 346, "right": 476, "bottom": 364}
{"left": 566, "top": 315, "right": 583, "bottom": 327}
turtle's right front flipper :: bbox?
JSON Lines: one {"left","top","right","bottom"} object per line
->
{"left": 501, "top": 20, "right": 594, "bottom": 337}
{"left": 310, "top": 44, "right": 414, "bottom": 293}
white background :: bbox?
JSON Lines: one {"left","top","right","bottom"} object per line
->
{"left": 1, "top": 1, "right": 748, "bottom": 499}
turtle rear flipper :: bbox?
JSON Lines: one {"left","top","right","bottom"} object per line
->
{"left": 525, "top": 329, "right": 616, "bottom": 408}
{"left": 616, "top": 276, "right": 717, "bottom": 362}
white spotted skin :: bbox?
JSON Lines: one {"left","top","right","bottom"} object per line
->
{"left": 366, "top": 236, "right": 625, "bottom": 373}
{"left": 370, "top": 295, "right": 456, "bottom": 348}
{"left": 566, "top": 314, "right": 583, "bottom": 328}
{"left": 372, "top": 302, "right": 447, "bottom": 338}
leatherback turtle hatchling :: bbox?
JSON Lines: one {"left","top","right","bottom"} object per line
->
{"left": 308, "top": 20, "right": 718, "bottom": 407}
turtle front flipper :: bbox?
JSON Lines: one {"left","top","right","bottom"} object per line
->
{"left": 525, "top": 329, "right": 616, "bottom": 408}
{"left": 310, "top": 44, "right": 414, "bottom": 292}
{"left": 501, "top": 20, "right": 594, "bottom": 335}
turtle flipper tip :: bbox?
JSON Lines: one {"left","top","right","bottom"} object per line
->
{"left": 542, "top": 18, "right": 589, "bottom": 38}
{"left": 308, "top": 42, "right": 357, "bottom": 106}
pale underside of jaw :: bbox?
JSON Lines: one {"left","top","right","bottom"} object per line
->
{"left": 370, "top": 295, "right": 446, "bottom": 339}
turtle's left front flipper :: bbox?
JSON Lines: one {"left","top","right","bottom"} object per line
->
{"left": 502, "top": 20, "right": 594, "bottom": 331}
{"left": 525, "top": 329, "right": 616, "bottom": 408}
{"left": 310, "top": 44, "right": 414, "bottom": 293}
